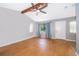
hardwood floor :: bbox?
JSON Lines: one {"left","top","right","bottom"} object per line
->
{"left": 0, "top": 37, "right": 75, "bottom": 56}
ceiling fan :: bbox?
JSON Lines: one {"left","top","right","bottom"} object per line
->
{"left": 21, "top": 3, "right": 48, "bottom": 15}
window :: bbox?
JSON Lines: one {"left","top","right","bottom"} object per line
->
{"left": 69, "top": 21, "right": 76, "bottom": 33}
{"left": 29, "top": 23, "right": 33, "bottom": 33}
{"left": 40, "top": 24, "right": 46, "bottom": 32}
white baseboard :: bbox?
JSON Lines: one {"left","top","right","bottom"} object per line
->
{"left": 51, "top": 38, "right": 76, "bottom": 42}
{"left": 0, "top": 35, "right": 35, "bottom": 47}
{"left": 63, "top": 39, "right": 76, "bottom": 42}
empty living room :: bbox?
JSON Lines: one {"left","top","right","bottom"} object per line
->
{"left": 0, "top": 3, "right": 77, "bottom": 56}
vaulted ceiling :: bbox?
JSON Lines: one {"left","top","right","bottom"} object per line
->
{"left": 0, "top": 3, "right": 75, "bottom": 22}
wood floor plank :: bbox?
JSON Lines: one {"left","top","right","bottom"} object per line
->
{"left": 0, "top": 37, "right": 75, "bottom": 56}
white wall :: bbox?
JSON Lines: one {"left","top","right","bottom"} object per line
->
{"left": 54, "top": 21, "right": 66, "bottom": 39}
{"left": 50, "top": 20, "right": 66, "bottom": 39}
{"left": 0, "top": 7, "right": 37, "bottom": 47}
{"left": 76, "top": 3, "right": 79, "bottom": 55}
{"left": 50, "top": 21, "right": 55, "bottom": 38}
{"left": 50, "top": 17, "right": 76, "bottom": 40}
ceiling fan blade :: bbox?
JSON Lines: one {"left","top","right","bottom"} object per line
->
{"left": 31, "top": 3, "right": 34, "bottom": 6}
{"left": 40, "top": 10, "right": 47, "bottom": 14}
{"left": 31, "top": 3, "right": 37, "bottom": 11}
{"left": 39, "top": 3, "right": 48, "bottom": 10}
{"left": 31, "top": 3, "right": 35, "bottom": 9}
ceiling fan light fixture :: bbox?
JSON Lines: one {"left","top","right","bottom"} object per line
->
{"left": 37, "top": 10, "right": 40, "bottom": 12}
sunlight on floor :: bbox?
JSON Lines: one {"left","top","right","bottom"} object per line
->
{"left": 39, "top": 39, "right": 47, "bottom": 48}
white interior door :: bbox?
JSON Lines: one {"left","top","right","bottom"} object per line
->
{"left": 55, "top": 21, "right": 66, "bottom": 39}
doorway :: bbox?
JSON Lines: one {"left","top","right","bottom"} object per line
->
{"left": 37, "top": 23, "right": 51, "bottom": 39}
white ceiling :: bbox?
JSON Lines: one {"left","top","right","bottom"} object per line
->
{"left": 0, "top": 3, "right": 75, "bottom": 22}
